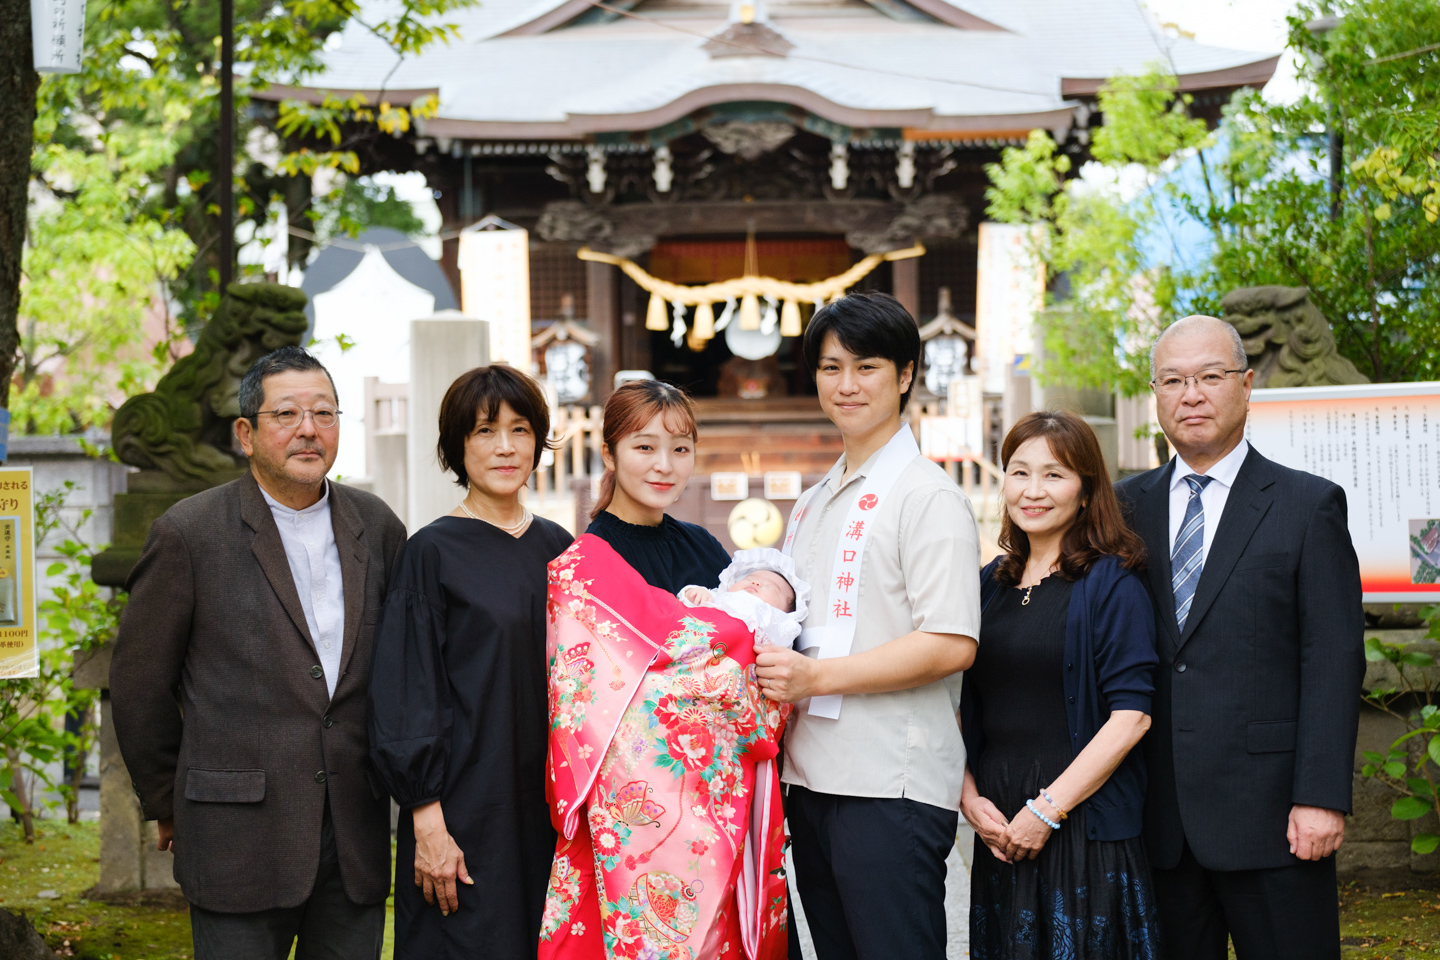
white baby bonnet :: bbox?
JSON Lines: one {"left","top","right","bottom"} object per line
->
{"left": 676, "top": 548, "right": 810, "bottom": 649}
{"left": 717, "top": 548, "right": 811, "bottom": 623}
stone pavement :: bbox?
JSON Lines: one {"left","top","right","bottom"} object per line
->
{"left": 788, "top": 824, "right": 975, "bottom": 959}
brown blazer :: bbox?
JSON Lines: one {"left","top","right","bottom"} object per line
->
{"left": 109, "top": 471, "right": 407, "bottom": 912}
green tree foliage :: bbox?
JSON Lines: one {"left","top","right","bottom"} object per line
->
{"left": 19, "top": 0, "right": 471, "bottom": 431}
{"left": 310, "top": 176, "right": 428, "bottom": 244}
{"left": 985, "top": 0, "right": 1440, "bottom": 391}
{"left": 18, "top": 107, "right": 195, "bottom": 434}
{"left": 984, "top": 74, "right": 1211, "bottom": 397}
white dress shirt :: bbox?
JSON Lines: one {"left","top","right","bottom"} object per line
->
{"left": 1168, "top": 439, "right": 1250, "bottom": 562}
{"left": 261, "top": 482, "right": 346, "bottom": 698}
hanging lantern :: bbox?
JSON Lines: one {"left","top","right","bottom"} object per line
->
{"left": 739, "top": 292, "right": 762, "bottom": 331}
{"left": 780, "top": 299, "right": 802, "bottom": 337}
{"left": 31, "top": 0, "right": 87, "bottom": 74}
{"left": 692, "top": 302, "right": 716, "bottom": 340}
{"left": 646, "top": 292, "right": 669, "bottom": 331}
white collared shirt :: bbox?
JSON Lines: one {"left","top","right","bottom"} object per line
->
{"left": 1168, "top": 439, "right": 1250, "bottom": 562}
{"left": 261, "top": 482, "right": 346, "bottom": 698}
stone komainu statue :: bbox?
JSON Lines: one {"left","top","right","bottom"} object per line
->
{"left": 1220, "top": 285, "right": 1369, "bottom": 388}
{"left": 112, "top": 283, "right": 309, "bottom": 485}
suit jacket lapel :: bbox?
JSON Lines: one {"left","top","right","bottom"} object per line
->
{"left": 1136, "top": 461, "right": 1180, "bottom": 647}
{"left": 239, "top": 472, "right": 314, "bottom": 647}
{"left": 330, "top": 485, "right": 369, "bottom": 684}
{"left": 1177, "top": 448, "right": 1275, "bottom": 650}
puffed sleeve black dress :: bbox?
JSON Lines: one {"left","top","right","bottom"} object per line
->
{"left": 369, "top": 514, "right": 573, "bottom": 959}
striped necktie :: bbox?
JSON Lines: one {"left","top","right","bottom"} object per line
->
{"left": 1172, "top": 474, "right": 1214, "bottom": 633}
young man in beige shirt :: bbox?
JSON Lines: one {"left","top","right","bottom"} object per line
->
{"left": 757, "top": 292, "right": 981, "bottom": 959}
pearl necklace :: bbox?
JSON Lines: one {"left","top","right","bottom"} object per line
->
{"left": 459, "top": 497, "right": 531, "bottom": 534}
{"left": 1021, "top": 582, "right": 1036, "bottom": 606}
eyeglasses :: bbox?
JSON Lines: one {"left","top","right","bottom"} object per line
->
{"left": 255, "top": 406, "right": 342, "bottom": 429}
{"left": 1150, "top": 368, "right": 1245, "bottom": 397}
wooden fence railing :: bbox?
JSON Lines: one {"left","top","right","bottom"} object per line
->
{"left": 533, "top": 404, "right": 604, "bottom": 502}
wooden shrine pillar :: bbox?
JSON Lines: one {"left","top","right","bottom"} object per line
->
{"left": 892, "top": 254, "right": 920, "bottom": 320}
{"left": 587, "top": 260, "right": 619, "bottom": 399}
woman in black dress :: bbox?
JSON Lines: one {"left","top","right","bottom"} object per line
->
{"left": 960, "top": 410, "right": 1162, "bottom": 959}
{"left": 369, "top": 366, "right": 572, "bottom": 958}
{"left": 584, "top": 380, "right": 730, "bottom": 592}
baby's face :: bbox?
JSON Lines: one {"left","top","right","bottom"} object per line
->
{"left": 729, "top": 569, "right": 796, "bottom": 613}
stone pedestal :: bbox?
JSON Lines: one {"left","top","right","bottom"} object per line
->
{"left": 92, "top": 470, "right": 243, "bottom": 587}
{"left": 74, "top": 645, "right": 179, "bottom": 893}
{"left": 372, "top": 432, "right": 408, "bottom": 528}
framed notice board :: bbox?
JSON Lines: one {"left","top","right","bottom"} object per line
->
{"left": 0, "top": 467, "right": 38, "bottom": 677}
{"left": 1247, "top": 382, "right": 1440, "bottom": 604}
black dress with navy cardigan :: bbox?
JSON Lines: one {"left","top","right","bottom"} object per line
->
{"left": 961, "top": 554, "right": 1163, "bottom": 960}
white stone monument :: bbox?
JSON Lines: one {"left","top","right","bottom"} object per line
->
{"left": 407, "top": 312, "right": 489, "bottom": 529}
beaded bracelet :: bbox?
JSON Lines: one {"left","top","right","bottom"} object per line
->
{"left": 1040, "top": 789, "right": 1068, "bottom": 821}
{"left": 1025, "top": 798, "right": 1061, "bottom": 830}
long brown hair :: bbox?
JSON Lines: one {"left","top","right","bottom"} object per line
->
{"left": 994, "top": 410, "right": 1145, "bottom": 585}
{"left": 591, "top": 380, "right": 699, "bottom": 520}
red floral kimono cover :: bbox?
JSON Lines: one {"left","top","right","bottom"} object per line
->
{"left": 539, "top": 535, "right": 789, "bottom": 960}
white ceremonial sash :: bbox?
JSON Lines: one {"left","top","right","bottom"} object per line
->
{"left": 781, "top": 425, "right": 920, "bottom": 719}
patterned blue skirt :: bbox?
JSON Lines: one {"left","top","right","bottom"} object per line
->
{"left": 969, "top": 760, "right": 1163, "bottom": 960}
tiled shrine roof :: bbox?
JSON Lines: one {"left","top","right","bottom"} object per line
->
{"left": 259, "top": 0, "right": 1278, "bottom": 141}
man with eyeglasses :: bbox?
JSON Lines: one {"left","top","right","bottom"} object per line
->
{"left": 110, "top": 345, "right": 407, "bottom": 960}
{"left": 1115, "top": 315, "right": 1363, "bottom": 960}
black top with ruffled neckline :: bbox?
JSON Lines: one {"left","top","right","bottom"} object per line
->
{"left": 586, "top": 510, "right": 730, "bottom": 594}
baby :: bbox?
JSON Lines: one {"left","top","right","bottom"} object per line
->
{"left": 679, "top": 548, "right": 811, "bottom": 649}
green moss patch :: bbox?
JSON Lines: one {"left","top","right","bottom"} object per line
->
{"left": 0, "top": 821, "right": 190, "bottom": 959}
{"left": 0, "top": 821, "right": 398, "bottom": 959}
{"left": 1340, "top": 880, "right": 1440, "bottom": 959}
{"left": 6, "top": 822, "right": 1433, "bottom": 959}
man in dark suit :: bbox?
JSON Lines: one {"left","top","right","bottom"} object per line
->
{"left": 110, "top": 346, "right": 407, "bottom": 960}
{"left": 1115, "top": 315, "right": 1364, "bottom": 960}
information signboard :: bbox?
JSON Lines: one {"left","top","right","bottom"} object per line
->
{"left": 1247, "top": 382, "right": 1440, "bottom": 603}
{"left": 0, "top": 467, "right": 38, "bottom": 677}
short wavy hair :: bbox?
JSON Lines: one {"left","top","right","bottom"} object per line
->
{"left": 436, "top": 365, "right": 555, "bottom": 486}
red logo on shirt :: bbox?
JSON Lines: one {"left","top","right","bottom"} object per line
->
{"left": 858, "top": 494, "right": 879, "bottom": 511}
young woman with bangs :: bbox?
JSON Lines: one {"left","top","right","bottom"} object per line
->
{"left": 584, "top": 379, "right": 730, "bottom": 593}
{"left": 961, "top": 410, "right": 1163, "bottom": 959}
{"left": 536, "top": 381, "right": 791, "bottom": 960}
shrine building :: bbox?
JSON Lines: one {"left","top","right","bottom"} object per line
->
{"left": 260, "top": 0, "right": 1276, "bottom": 480}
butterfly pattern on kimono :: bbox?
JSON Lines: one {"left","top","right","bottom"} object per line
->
{"left": 540, "top": 536, "right": 790, "bottom": 960}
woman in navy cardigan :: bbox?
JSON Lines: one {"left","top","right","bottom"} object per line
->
{"left": 961, "top": 410, "right": 1161, "bottom": 959}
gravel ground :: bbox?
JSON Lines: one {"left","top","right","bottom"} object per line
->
{"left": 789, "top": 824, "right": 975, "bottom": 960}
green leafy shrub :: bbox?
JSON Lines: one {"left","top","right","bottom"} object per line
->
{"left": 1361, "top": 604, "right": 1440, "bottom": 855}
{"left": 0, "top": 482, "right": 126, "bottom": 839}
